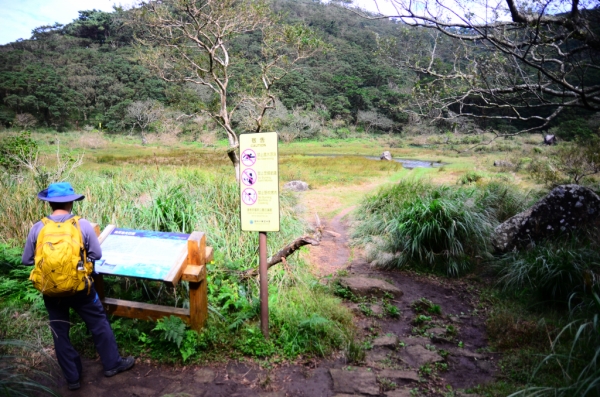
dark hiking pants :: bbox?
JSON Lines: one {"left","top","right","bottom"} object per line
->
{"left": 43, "top": 285, "right": 122, "bottom": 383}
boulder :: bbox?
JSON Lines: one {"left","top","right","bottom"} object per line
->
{"left": 283, "top": 180, "right": 309, "bottom": 191}
{"left": 493, "top": 160, "right": 514, "bottom": 167}
{"left": 493, "top": 185, "right": 600, "bottom": 252}
{"left": 380, "top": 151, "right": 393, "bottom": 161}
{"left": 338, "top": 276, "right": 403, "bottom": 298}
{"left": 544, "top": 134, "right": 557, "bottom": 145}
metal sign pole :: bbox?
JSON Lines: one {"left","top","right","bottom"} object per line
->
{"left": 259, "top": 231, "right": 269, "bottom": 338}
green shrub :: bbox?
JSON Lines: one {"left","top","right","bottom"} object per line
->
{"left": 458, "top": 171, "right": 484, "bottom": 185}
{"left": 0, "top": 132, "right": 37, "bottom": 173}
{"left": 496, "top": 233, "right": 600, "bottom": 303}
{"left": 551, "top": 118, "right": 595, "bottom": 141}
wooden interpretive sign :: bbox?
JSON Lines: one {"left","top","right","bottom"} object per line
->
{"left": 95, "top": 228, "right": 190, "bottom": 283}
{"left": 91, "top": 224, "right": 213, "bottom": 332}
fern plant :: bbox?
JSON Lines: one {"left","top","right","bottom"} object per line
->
{"left": 153, "top": 315, "right": 186, "bottom": 348}
{"left": 0, "top": 267, "right": 41, "bottom": 305}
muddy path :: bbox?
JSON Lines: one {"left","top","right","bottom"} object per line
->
{"left": 57, "top": 184, "right": 495, "bottom": 397}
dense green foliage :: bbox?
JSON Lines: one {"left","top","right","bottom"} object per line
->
{"left": 0, "top": 132, "right": 37, "bottom": 172}
{"left": 0, "top": 164, "right": 353, "bottom": 362}
{"left": 0, "top": 1, "right": 410, "bottom": 133}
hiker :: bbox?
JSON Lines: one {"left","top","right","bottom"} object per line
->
{"left": 22, "top": 182, "right": 134, "bottom": 390}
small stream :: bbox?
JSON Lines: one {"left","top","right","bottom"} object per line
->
{"left": 304, "top": 154, "right": 445, "bottom": 169}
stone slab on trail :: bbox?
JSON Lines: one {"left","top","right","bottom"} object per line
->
{"left": 329, "top": 368, "right": 379, "bottom": 395}
{"left": 194, "top": 368, "right": 216, "bottom": 383}
{"left": 373, "top": 334, "right": 399, "bottom": 348}
{"left": 378, "top": 369, "right": 420, "bottom": 383}
{"left": 385, "top": 390, "right": 413, "bottom": 397}
{"left": 338, "top": 276, "right": 403, "bottom": 298}
{"left": 401, "top": 345, "right": 444, "bottom": 367}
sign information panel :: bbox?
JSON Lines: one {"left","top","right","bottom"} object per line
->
{"left": 240, "top": 132, "right": 280, "bottom": 231}
{"left": 96, "top": 228, "right": 188, "bottom": 280}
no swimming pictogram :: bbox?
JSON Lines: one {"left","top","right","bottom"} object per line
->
{"left": 242, "top": 188, "right": 257, "bottom": 205}
{"left": 242, "top": 168, "right": 257, "bottom": 186}
{"left": 241, "top": 149, "right": 257, "bottom": 166}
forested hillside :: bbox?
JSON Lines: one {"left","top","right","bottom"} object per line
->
{"left": 0, "top": 0, "right": 411, "bottom": 133}
{"left": 1, "top": 0, "right": 597, "bottom": 139}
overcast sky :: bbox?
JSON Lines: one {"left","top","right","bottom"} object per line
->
{"left": 0, "top": 0, "right": 385, "bottom": 46}
{"left": 0, "top": 0, "right": 122, "bottom": 45}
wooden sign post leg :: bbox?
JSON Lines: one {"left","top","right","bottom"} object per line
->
{"left": 259, "top": 232, "right": 269, "bottom": 339}
{"left": 187, "top": 232, "right": 207, "bottom": 332}
{"left": 90, "top": 223, "right": 105, "bottom": 300}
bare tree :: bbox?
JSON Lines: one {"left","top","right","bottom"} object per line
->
{"left": 126, "top": 100, "right": 164, "bottom": 143}
{"left": 130, "top": 0, "right": 324, "bottom": 178}
{"left": 14, "top": 113, "right": 37, "bottom": 129}
{"left": 351, "top": 0, "right": 600, "bottom": 134}
{"left": 357, "top": 110, "right": 396, "bottom": 132}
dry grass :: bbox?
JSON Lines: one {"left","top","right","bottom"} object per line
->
{"left": 75, "top": 132, "right": 108, "bottom": 149}
{"left": 197, "top": 131, "right": 218, "bottom": 147}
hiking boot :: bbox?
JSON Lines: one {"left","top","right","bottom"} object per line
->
{"left": 67, "top": 381, "right": 80, "bottom": 390}
{"left": 104, "top": 356, "right": 135, "bottom": 377}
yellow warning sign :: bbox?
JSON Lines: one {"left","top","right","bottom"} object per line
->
{"left": 240, "top": 132, "right": 280, "bottom": 232}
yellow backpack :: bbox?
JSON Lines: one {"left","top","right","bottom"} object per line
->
{"left": 29, "top": 216, "right": 93, "bottom": 297}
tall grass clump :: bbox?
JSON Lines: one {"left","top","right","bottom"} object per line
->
{"left": 509, "top": 294, "right": 600, "bottom": 397}
{"left": 353, "top": 180, "right": 530, "bottom": 276}
{"left": 496, "top": 228, "right": 600, "bottom": 304}
{"left": 0, "top": 340, "right": 61, "bottom": 397}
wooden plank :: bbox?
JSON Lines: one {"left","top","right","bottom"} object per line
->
{"left": 182, "top": 265, "right": 205, "bottom": 282}
{"left": 163, "top": 247, "right": 188, "bottom": 286}
{"left": 189, "top": 232, "right": 207, "bottom": 331}
{"left": 205, "top": 246, "right": 214, "bottom": 263}
{"left": 98, "top": 224, "right": 116, "bottom": 244}
{"left": 165, "top": 232, "right": 205, "bottom": 285}
{"left": 102, "top": 297, "right": 190, "bottom": 323}
{"left": 90, "top": 223, "right": 105, "bottom": 299}
{"left": 189, "top": 280, "right": 208, "bottom": 331}
{"left": 90, "top": 223, "right": 101, "bottom": 237}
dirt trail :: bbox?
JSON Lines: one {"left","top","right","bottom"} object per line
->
{"left": 57, "top": 183, "right": 495, "bottom": 397}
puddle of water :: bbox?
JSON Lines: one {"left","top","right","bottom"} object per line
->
{"left": 302, "top": 154, "right": 445, "bottom": 169}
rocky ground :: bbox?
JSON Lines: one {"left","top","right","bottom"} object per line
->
{"left": 55, "top": 201, "right": 495, "bottom": 397}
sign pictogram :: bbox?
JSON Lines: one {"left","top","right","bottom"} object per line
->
{"left": 241, "top": 169, "right": 257, "bottom": 186}
{"left": 241, "top": 188, "right": 257, "bottom": 205}
{"left": 241, "top": 149, "right": 257, "bottom": 167}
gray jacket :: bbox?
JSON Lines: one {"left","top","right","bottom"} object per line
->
{"left": 22, "top": 214, "right": 102, "bottom": 266}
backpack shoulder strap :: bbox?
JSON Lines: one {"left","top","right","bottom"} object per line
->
{"left": 70, "top": 216, "right": 87, "bottom": 261}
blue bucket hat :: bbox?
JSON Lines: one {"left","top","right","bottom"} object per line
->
{"left": 37, "top": 182, "right": 85, "bottom": 203}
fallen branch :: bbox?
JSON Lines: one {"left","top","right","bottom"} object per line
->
{"left": 241, "top": 214, "right": 323, "bottom": 279}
